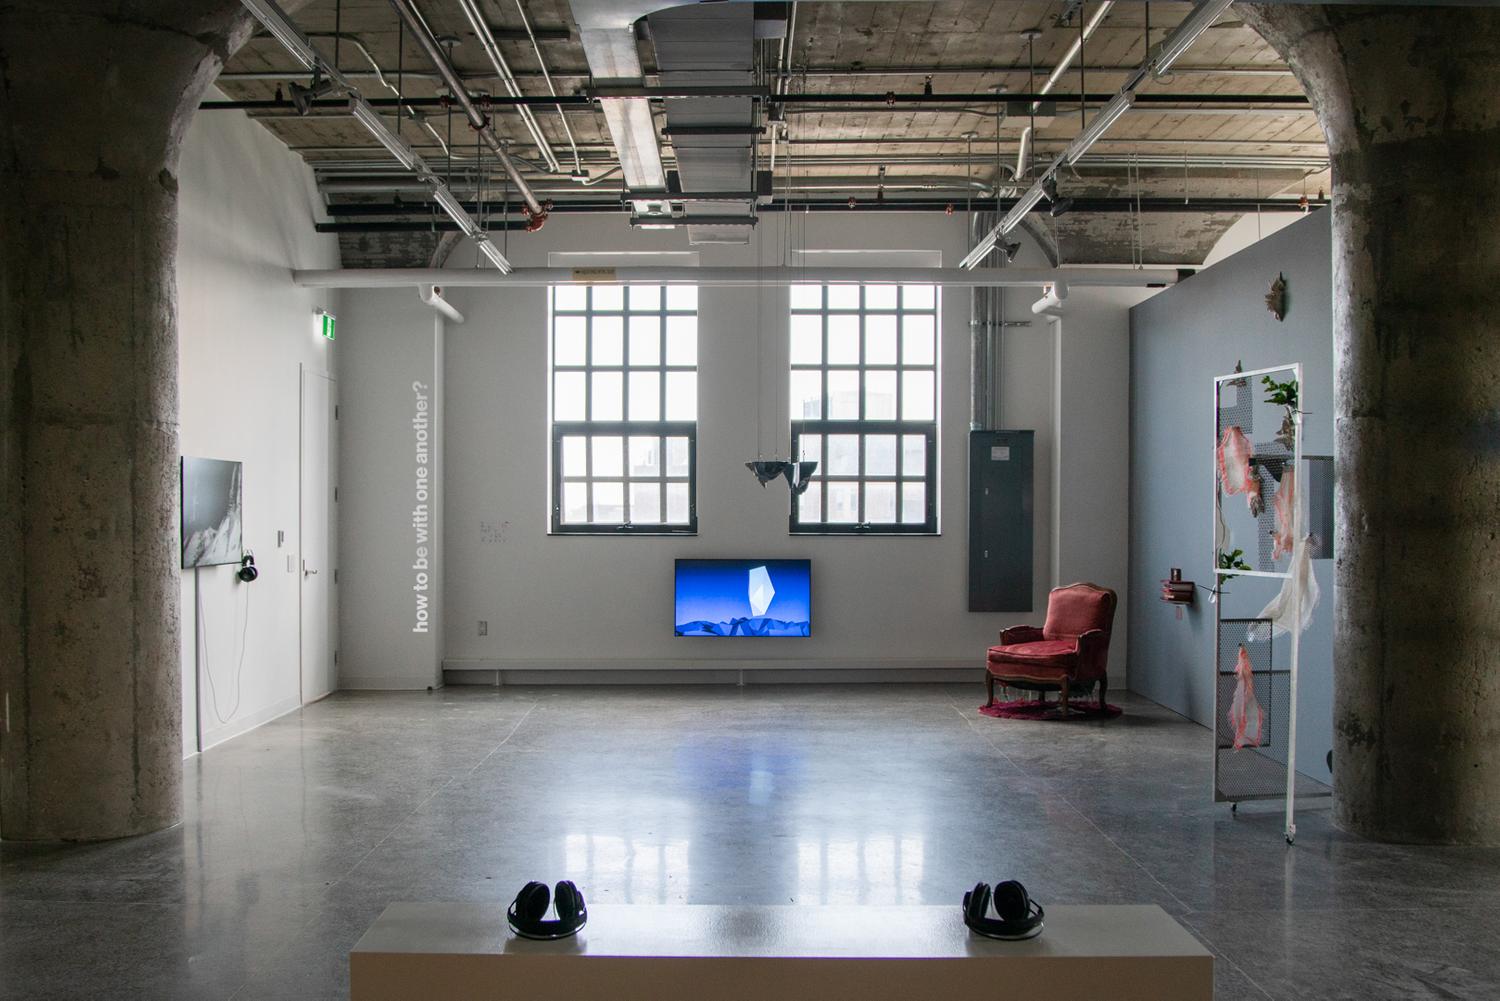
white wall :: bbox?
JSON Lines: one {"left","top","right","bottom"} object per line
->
{"left": 1203, "top": 211, "right": 1305, "bottom": 268}
{"left": 176, "top": 90, "right": 340, "bottom": 754}
{"left": 1050, "top": 285, "right": 1156, "bottom": 667}
{"left": 335, "top": 295, "right": 446, "bottom": 690}
{"left": 337, "top": 212, "right": 1142, "bottom": 683}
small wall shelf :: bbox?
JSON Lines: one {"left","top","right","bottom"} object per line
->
{"left": 1160, "top": 579, "right": 1195, "bottom": 605}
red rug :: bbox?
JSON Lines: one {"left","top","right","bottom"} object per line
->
{"left": 979, "top": 698, "right": 1123, "bottom": 721}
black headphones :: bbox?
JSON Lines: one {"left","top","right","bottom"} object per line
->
{"left": 237, "top": 552, "right": 259, "bottom": 583}
{"left": 507, "top": 880, "right": 587, "bottom": 940}
{"left": 963, "top": 880, "right": 1044, "bottom": 940}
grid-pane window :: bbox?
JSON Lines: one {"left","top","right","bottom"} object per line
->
{"left": 551, "top": 285, "right": 697, "bottom": 533}
{"left": 789, "top": 283, "right": 938, "bottom": 534}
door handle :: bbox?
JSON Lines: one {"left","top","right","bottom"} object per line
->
{"left": 304, "top": 567, "right": 319, "bottom": 578}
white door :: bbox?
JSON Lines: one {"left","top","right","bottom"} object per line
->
{"left": 300, "top": 368, "right": 338, "bottom": 703}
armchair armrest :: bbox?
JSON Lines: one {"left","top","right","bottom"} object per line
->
{"left": 1073, "top": 628, "right": 1111, "bottom": 681}
{"left": 999, "top": 625, "right": 1044, "bottom": 645}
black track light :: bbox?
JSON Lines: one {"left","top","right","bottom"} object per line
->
{"left": 1042, "top": 176, "right": 1073, "bottom": 217}
{"left": 289, "top": 67, "right": 334, "bottom": 116}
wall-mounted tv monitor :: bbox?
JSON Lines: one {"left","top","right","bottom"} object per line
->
{"left": 675, "top": 559, "right": 811, "bottom": 637}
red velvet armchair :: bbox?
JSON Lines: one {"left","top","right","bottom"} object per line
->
{"left": 985, "top": 583, "right": 1117, "bottom": 715}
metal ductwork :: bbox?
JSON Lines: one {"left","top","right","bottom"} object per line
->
{"left": 568, "top": 0, "right": 691, "bottom": 200}
{"left": 646, "top": 3, "right": 763, "bottom": 244}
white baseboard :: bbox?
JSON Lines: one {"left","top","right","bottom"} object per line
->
{"left": 443, "top": 657, "right": 980, "bottom": 687}
{"left": 195, "top": 695, "right": 302, "bottom": 753}
{"left": 340, "top": 673, "right": 443, "bottom": 691}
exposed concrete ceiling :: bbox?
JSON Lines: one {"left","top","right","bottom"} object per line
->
{"left": 213, "top": 0, "right": 1330, "bottom": 266}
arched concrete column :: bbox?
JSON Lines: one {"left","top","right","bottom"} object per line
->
{"left": 1242, "top": 4, "right": 1500, "bottom": 844}
{"left": 0, "top": 2, "right": 248, "bottom": 841}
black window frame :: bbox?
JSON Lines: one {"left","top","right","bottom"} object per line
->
{"left": 788, "top": 283, "right": 940, "bottom": 535}
{"left": 549, "top": 284, "right": 699, "bottom": 535}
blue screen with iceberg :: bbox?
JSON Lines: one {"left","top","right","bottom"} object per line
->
{"left": 674, "top": 559, "right": 811, "bottom": 637}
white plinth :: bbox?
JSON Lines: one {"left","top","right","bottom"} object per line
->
{"left": 350, "top": 903, "right": 1212, "bottom": 1001}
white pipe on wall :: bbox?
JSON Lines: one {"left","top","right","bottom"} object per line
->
{"left": 419, "top": 285, "right": 465, "bottom": 323}
{"left": 295, "top": 266, "right": 1180, "bottom": 289}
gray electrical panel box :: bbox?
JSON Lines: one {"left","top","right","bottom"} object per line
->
{"left": 969, "top": 430, "right": 1034, "bottom": 612}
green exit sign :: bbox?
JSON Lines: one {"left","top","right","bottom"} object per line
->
{"left": 318, "top": 311, "right": 336, "bottom": 341}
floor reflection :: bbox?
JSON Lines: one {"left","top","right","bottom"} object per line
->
{"left": 795, "top": 834, "right": 926, "bottom": 905}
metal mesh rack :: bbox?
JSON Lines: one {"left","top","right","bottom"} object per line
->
{"left": 1216, "top": 619, "right": 1296, "bottom": 802}
{"left": 1213, "top": 363, "right": 1326, "bottom": 844}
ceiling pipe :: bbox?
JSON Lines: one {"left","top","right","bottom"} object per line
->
{"left": 198, "top": 91, "right": 1309, "bottom": 112}
{"left": 1015, "top": 1, "right": 1115, "bottom": 187}
{"left": 291, "top": 136, "right": 1330, "bottom": 160}
{"left": 215, "top": 63, "right": 1297, "bottom": 85}
{"left": 317, "top": 173, "right": 1001, "bottom": 200}
{"left": 293, "top": 266, "right": 1183, "bottom": 290}
{"left": 385, "top": 0, "right": 548, "bottom": 225}
{"left": 962, "top": 0, "right": 1237, "bottom": 270}
{"left": 510, "top": 0, "right": 583, "bottom": 174}
{"left": 238, "top": 0, "right": 513, "bottom": 272}
{"left": 304, "top": 30, "right": 456, "bottom": 158}
{"left": 319, "top": 195, "right": 1322, "bottom": 214}
{"left": 455, "top": 0, "right": 562, "bottom": 173}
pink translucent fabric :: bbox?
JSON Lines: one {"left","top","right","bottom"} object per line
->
{"left": 1272, "top": 468, "right": 1297, "bottom": 561}
{"left": 1217, "top": 426, "right": 1255, "bottom": 496}
{"left": 1228, "top": 646, "right": 1265, "bottom": 750}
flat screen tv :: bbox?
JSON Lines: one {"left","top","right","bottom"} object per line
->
{"left": 675, "top": 559, "right": 811, "bottom": 637}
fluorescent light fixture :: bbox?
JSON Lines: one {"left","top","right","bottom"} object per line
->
{"left": 240, "top": 0, "right": 320, "bottom": 69}
{"left": 1063, "top": 91, "right": 1135, "bottom": 165}
{"left": 474, "top": 238, "right": 513, "bottom": 274}
{"left": 629, "top": 215, "right": 680, "bottom": 230}
{"left": 348, "top": 98, "right": 420, "bottom": 171}
{"left": 430, "top": 186, "right": 479, "bottom": 237}
{"left": 960, "top": 235, "right": 998, "bottom": 271}
{"left": 1000, "top": 183, "right": 1048, "bottom": 233}
{"left": 1150, "top": 0, "right": 1236, "bottom": 77}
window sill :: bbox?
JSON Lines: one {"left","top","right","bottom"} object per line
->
{"left": 550, "top": 527, "right": 698, "bottom": 537}
{"left": 789, "top": 529, "right": 942, "bottom": 537}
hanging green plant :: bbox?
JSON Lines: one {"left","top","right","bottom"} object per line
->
{"left": 1261, "top": 375, "right": 1298, "bottom": 409}
{"left": 1217, "top": 548, "right": 1252, "bottom": 578}
{"left": 1262, "top": 375, "right": 1300, "bottom": 450}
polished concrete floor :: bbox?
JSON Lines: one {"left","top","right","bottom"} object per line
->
{"left": 3, "top": 684, "right": 1498, "bottom": 1000}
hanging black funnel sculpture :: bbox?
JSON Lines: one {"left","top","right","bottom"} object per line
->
{"left": 746, "top": 459, "right": 819, "bottom": 494}
{"left": 789, "top": 461, "right": 818, "bottom": 495}
{"left": 746, "top": 460, "right": 792, "bottom": 486}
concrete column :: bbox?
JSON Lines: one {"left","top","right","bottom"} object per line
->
{"left": 0, "top": 2, "right": 244, "bottom": 840}
{"left": 1243, "top": 5, "right": 1500, "bottom": 844}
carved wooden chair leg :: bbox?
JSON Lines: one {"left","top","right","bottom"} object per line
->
{"left": 986, "top": 672, "right": 995, "bottom": 707}
{"left": 1059, "top": 678, "right": 1070, "bottom": 718}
